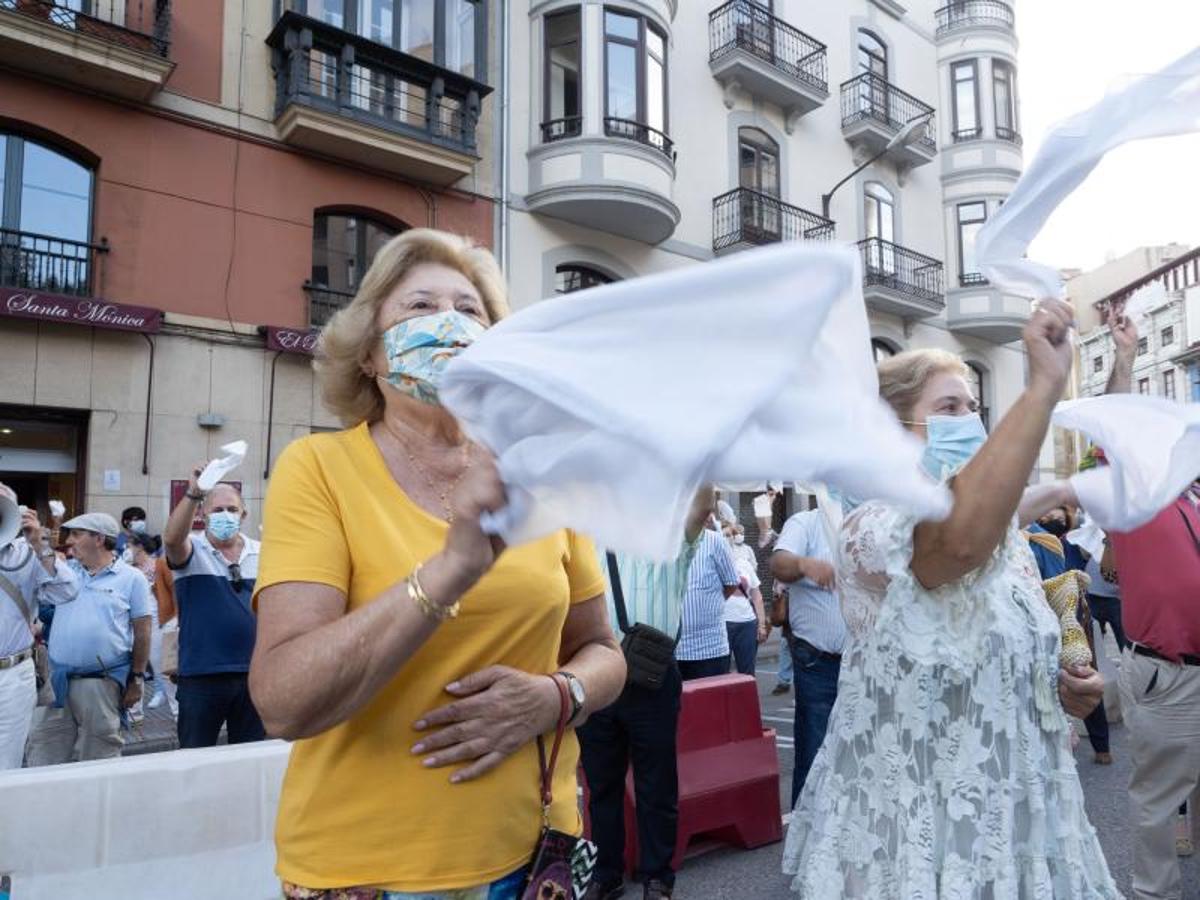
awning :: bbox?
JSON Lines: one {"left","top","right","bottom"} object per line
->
{"left": 264, "top": 325, "right": 319, "bottom": 355}
{"left": 0, "top": 286, "right": 162, "bottom": 333}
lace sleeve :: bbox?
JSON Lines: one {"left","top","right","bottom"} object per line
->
{"left": 838, "top": 501, "right": 1009, "bottom": 673}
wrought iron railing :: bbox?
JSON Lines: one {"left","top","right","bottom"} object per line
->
{"left": 995, "top": 125, "right": 1022, "bottom": 145}
{"left": 713, "top": 188, "right": 834, "bottom": 252}
{"left": 935, "top": 1, "right": 1015, "bottom": 37}
{"left": 840, "top": 72, "right": 937, "bottom": 152}
{"left": 859, "top": 238, "right": 944, "bottom": 307}
{"left": 952, "top": 127, "right": 981, "bottom": 143}
{"left": 304, "top": 282, "right": 356, "bottom": 327}
{"left": 708, "top": 0, "right": 828, "bottom": 94}
{"left": 0, "top": 227, "right": 108, "bottom": 297}
{"left": 541, "top": 116, "right": 582, "bottom": 144}
{"left": 267, "top": 10, "right": 491, "bottom": 155}
{"left": 0, "top": 0, "right": 170, "bottom": 56}
{"left": 604, "top": 117, "right": 675, "bottom": 161}
{"left": 959, "top": 272, "right": 988, "bottom": 287}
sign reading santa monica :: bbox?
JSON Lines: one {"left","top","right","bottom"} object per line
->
{"left": 1, "top": 289, "right": 163, "bottom": 334}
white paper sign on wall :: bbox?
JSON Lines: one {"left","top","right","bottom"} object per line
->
{"left": 103, "top": 470, "right": 120, "bottom": 492}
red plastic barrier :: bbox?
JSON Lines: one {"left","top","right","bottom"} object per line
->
{"left": 618, "top": 673, "right": 782, "bottom": 873}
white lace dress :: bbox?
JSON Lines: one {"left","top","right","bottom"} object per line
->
{"left": 781, "top": 502, "right": 1121, "bottom": 898}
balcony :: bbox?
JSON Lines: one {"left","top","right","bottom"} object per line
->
{"left": 266, "top": 10, "right": 491, "bottom": 187}
{"left": 945, "top": 288, "right": 1028, "bottom": 343}
{"left": 935, "top": 1, "right": 1016, "bottom": 38}
{"left": 303, "top": 282, "right": 355, "bottom": 328}
{"left": 858, "top": 238, "right": 944, "bottom": 319}
{"left": 708, "top": 0, "right": 828, "bottom": 130}
{"left": 840, "top": 73, "right": 937, "bottom": 169}
{"left": 0, "top": 0, "right": 172, "bottom": 100}
{"left": 995, "top": 125, "right": 1022, "bottom": 146}
{"left": 713, "top": 189, "right": 833, "bottom": 255}
{"left": 0, "top": 227, "right": 107, "bottom": 299}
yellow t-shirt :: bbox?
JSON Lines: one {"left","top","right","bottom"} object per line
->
{"left": 253, "top": 423, "right": 606, "bottom": 892}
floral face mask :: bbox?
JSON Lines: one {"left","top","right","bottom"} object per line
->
{"left": 379, "top": 310, "right": 486, "bottom": 405}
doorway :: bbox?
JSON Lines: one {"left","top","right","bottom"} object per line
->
{"left": 0, "top": 404, "right": 89, "bottom": 521}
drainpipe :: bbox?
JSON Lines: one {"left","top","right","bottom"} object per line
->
{"left": 140, "top": 334, "right": 156, "bottom": 476}
{"left": 498, "top": 0, "right": 511, "bottom": 275}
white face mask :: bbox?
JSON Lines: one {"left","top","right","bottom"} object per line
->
{"left": 733, "top": 533, "right": 746, "bottom": 545}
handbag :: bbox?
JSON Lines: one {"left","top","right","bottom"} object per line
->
{"left": 606, "top": 553, "right": 677, "bottom": 691}
{"left": 769, "top": 586, "right": 789, "bottom": 628}
{"left": 522, "top": 676, "right": 597, "bottom": 900}
{"left": 160, "top": 627, "right": 179, "bottom": 678}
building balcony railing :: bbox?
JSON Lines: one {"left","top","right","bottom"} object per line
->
{"left": 840, "top": 73, "right": 937, "bottom": 154}
{"left": 952, "top": 127, "right": 981, "bottom": 143}
{"left": 713, "top": 188, "right": 833, "bottom": 253}
{"left": 708, "top": 0, "right": 828, "bottom": 95}
{"left": 541, "top": 116, "right": 583, "bottom": 144}
{"left": 304, "top": 282, "right": 356, "bottom": 328}
{"left": 859, "top": 237, "right": 944, "bottom": 311}
{"left": 0, "top": 227, "right": 107, "bottom": 298}
{"left": 935, "top": 1, "right": 1016, "bottom": 37}
{"left": 959, "top": 271, "right": 988, "bottom": 287}
{"left": 0, "top": 0, "right": 170, "bottom": 56}
{"left": 266, "top": 10, "right": 491, "bottom": 183}
{"left": 604, "top": 117, "right": 675, "bottom": 161}
{"left": 995, "top": 125, "right": 1022, "bottom": 145}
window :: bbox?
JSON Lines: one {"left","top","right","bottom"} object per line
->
{"left": 1162, "top": 325, "right": 1176, "bottom": 346}
{"left": 1137, "top": 336, "right": 1149, "bottom": 356}
{"left": 310, "top": 212, "right": 399, "bottom": 323}
{"left": 445, "top": 0, "right": 477, "bottom": 77}
{"left": 871, "top": 338, "right": 897, "bottom": 363}
{"left": 1164, "top": 369, "right": 1177, "bottom": 400}
{"left": 951, "top": 60, "right": 979, "bottom": 140}
{"left": 1093, "top": 356, "right": 1103, "bottom": 373}
{"left": 993, "top": 60, "right": 1018, "bottom": 140}
{"left": 1138, "top": 377, "right": 1150, "bottom": 395}
{"left": 738, "top": 128, "right": 779, "bottom": 195}
{"left": 856, "top": 30, "right": 888, "bottom": 119}
{"left": 863, "top": 182, "right": 896, "bottom": 273}
{"left": 555, "top": 264, "right": 614, "bottom": 295}
{"left": 956, "top": 202, "right": 987, "bottom": 285}
{"left": 604, "top": 10, "right": 669, "bottom": 151}
{"left": 966, "top": 362, "right": 989, "bottom": 429}
{"left": 0, "top": 132, "right": 95, "bottom": 296}
{"left": 543, "top": 10, "right": 581, "bottom": 140}
{"left": 1192, "top": 365, "right": 1200, "bottom": 402}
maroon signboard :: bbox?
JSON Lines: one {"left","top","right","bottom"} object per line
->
{"left": 170, "top": 479, "right": 243, "bottom": 531}
{"left": 0, "top": 287, "right": 163, "bottom": 333}
{"left": 265, "top": 325, "right": 319, "bottom": 355}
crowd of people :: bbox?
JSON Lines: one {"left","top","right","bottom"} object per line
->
{"left": 0, "top": 228, "right": 1197, "bottom": 900}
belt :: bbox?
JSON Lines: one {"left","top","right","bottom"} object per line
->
{"left": 793, "top": 636, "right": 842, "bottom": 663}
{"left": 68, "top": 672, "right": 111, "bottom": 680}
{"left": 0, "top": 648, "right": 32, "bottom": 670}
{"left": 1133, "top": 644, "right": 1200, "bottom": 667}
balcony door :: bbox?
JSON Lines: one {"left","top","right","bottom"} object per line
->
{"left": 310, "top": 212, "right": 399, "bottom": 325}
{"left": 864, "top": 182, "right": 895, "bottom": 275}
{"left": 733, "top": 0, "right": 775, "bottom": 65}
{"left": 857, "top": 29, "right": 888, "bottom": 121}
{"left": 738, "top": 127, "right": 780, "bottom": 240}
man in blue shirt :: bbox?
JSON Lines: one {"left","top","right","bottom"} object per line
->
{"left": 676, "top": 521, "right": 741, "bottom": 680}
{"left": 26, "top": 512, "right": 152, "bottom": 764}
{"left": 164, "top": 468, "right": 264, "bottom": 748}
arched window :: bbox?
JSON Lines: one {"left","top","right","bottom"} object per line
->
{"left": 555, "top": 263, "right": 614, "bottom": 295}
{"left": 863, "top": 182, "right": 895, "bottom": 274}
{"left": 857, "top": 29, "right": 888, "bottom": 79}
{"left": 966, "top": 361, "right": 989, "bottom": 429}
{"left": 856, "top": 29, "right": 889, "bottom": 121}
{"left": 0, "top": 131, "right": 94, "bottom": 297}
{"left": 310, "top": 211, "right": 401, "bottom": 324}
{"left": 871, "top": 338, "right": 897, "bottom": 363}
{"left": 737, "top": 127, "right": 779, "bottom": 196}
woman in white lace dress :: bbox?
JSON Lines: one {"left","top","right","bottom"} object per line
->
{"left": 783, "top": 299, "right": 1121, "bottom": 898}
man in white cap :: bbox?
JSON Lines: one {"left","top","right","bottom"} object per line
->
{"left": 0, "top": 483, "right": 78, "bottom": 769}
{"left": 26, "top": 511, "right": 152, "bottom": 764}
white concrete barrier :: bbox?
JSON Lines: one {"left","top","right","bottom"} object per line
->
{"left": 0, "top": 741, "right": 291, "bottom": 900}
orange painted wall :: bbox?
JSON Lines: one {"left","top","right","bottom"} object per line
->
{"left": 0, "top": 73, "right": 494, "bottom": 328}
{"left": 164, "top": 1, "right": 224, "bottom": 104}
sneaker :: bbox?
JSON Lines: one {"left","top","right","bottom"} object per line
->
{"left": 771, "top": 682, "right": 791, "bottom": 696}
{"left": 1094, "top": 752, "right": 1113, "bottom": 765}
{"left": 644, "top": 880, "right": 673, "bottom": 900}
{"left": 582, "top": 880, "right": 625, "bottom": 900}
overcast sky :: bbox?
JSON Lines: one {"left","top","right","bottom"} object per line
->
{"left": 1016, "top": 1, "right": 1200, "bottom": 273}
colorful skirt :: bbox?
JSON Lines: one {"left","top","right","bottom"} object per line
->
{"left": 282, "top": 868, "right": 527, "bottom": 900}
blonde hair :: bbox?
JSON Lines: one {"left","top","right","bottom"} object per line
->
{"left": 314, "top": 228, "right": 509, "bottom": 426}
{"left": 876, "top": 348, "right": 969, "bottom": 421}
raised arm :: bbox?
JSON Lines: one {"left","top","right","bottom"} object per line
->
{"left": 912, "top": 300, "right": 1075, "bottom": 590}
{"left": 1104, "top": 304, "right": 1138, "bottom": 395}
{"left": 164, "top": 464, "right": 205, "bottom": 567}
{"left": 1017, "top": 481, "right": 1078, "bottom": 528}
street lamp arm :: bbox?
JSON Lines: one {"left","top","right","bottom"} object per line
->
{"left": 821, "top": 146, "right": 890, "bottom": 220}
{"left": 821, "top": 111, "right": 934, "bottom": 220}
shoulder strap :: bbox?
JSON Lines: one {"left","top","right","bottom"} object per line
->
{"left": 0, "top": 571, "right": 32, "bottom": 626}
{"left": 1176, "top": 503, "right": 1200, "bottom": 556}
{"left": 605, "top": 551, "right": 631, "bottom": 634}
{"left": 536, "top": 676, "right": 571, "bottom": 815}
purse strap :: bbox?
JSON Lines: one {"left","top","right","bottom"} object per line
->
{"left": 536, "top": 675, "right": 571, "bottom": 822}
{"left": 605, "top": 552, "right": 631, "bottom": 635}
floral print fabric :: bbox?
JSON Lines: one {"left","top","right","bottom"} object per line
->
{"left": 282, "top": 866, "right": 526, "bottom": 900}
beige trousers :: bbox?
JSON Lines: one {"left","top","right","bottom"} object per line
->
{"left": 1119, "top": 648, "right": 1200, "bottom": 900}
{"left": 25, "top": 676, "right": 123, "bottom": 766}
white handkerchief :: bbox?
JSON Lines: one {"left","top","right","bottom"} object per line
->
{"left": 976, "top": 47, "right": 1200, "bottom": 299}
{"left": 440, "top": 242, "right": 951, "bottom": 560}
{"left": 1054, "top": 396, "right": 1200, "bottom": 532}
{"left": 198, "top": 440, "right": 249, "bottom": 491}
{"left": 1065, "top": 515, "right": 1106, "bottom": 562}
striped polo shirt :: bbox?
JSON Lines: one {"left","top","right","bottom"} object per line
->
{"left": 170, "top": 532, "right": 259, "bottom": 677}
{"left": 677, "top": 529, "right": 740, "bottom": 661}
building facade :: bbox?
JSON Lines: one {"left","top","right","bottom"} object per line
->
{"left": 0, "top": 0, "right": 497, "bottom": 529}
{"left": 502, "top": 0, "right": 1031, "bottom": 448}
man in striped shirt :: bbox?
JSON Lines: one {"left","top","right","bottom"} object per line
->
{"left": 579, "top": 489, "right": 714, "bottom": 900}
{"left": 677, "top": 523, "right": 741, "bottom": 680}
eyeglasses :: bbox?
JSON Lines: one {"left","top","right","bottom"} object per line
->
{"left": 228, "top": 562, "right": 244, "bottom": 592}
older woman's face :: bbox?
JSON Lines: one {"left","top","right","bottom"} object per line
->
{"left": 368, "top": 262, "right": 490, "bottom": 377}
{"left": 906, "top": 370, "right": 977, "bottom": 441}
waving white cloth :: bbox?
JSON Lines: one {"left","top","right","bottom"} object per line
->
{"left": 1054, "top": 395, "right": 1200, "bottom": 532}
{"left": 197, "top": 440, "right": 248, "bottom": 491}
{"left": 975, "top": 46, "right": 1200, "bottom": 298}
{"left": 440, "top": 243, "right": 950, "bottom": 560}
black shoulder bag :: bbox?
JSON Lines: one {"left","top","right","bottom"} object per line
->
{"left": 606, "top": 552, "right": 677, "bottom": 690}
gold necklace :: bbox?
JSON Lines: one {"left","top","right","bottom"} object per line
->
{"left": 383, "top": 422, "right": 473, "bottom": 522}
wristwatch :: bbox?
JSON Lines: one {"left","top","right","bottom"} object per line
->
{"left": 556, "top": 670, "right": 586, "bottom": 725}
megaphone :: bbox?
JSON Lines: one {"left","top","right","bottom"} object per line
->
{"left": 0, "top": 494, "right": 24, "bottom": 549}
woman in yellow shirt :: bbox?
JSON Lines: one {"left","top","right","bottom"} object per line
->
{"left": 250, "top": 229, "right": 626, "bottom": 899}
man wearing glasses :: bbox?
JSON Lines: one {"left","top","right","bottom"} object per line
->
{"left": 163, "top": 468, "right": 264, "bottom": 749}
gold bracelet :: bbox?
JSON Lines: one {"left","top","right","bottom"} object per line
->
{"left": 406, "top": 563, "right": 460, "bottom": 621}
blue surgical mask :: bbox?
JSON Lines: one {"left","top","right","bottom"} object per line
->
{"left": 918, "top": 413, "right": 988, "bottom": 480}
{"left": 207, "top": 511, "right": 241, "bottom": 542}
{"left": 129, "top": 519, "right": 147, "bottom": 534}
{"left": 380, "top": 310, "right": 486, "bottom": 405}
